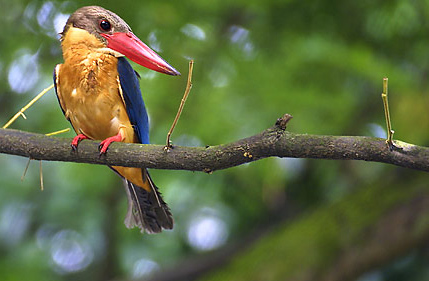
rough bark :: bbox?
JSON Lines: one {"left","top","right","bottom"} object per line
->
{"left": 0, "top": 114, "right": 428, "bottom": 172}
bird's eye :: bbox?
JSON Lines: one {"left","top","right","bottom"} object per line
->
{"left": 99, "top": 19, "right": 111, "bottom": 32}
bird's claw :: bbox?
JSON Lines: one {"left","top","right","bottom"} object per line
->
{"left": 70, "top": 134, "right": 88, "bottom": 152}
{"left": 98, "top": 143, "right": 109, "bottom": 156}
{"left": 98, "top": 133, "right": 123, "bottom": 155}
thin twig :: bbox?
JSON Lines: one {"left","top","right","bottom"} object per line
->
{"left": 18, "top": 129, "right": 70, "bottom": 185}
{"left": 3, "top": 84, "right": 67, "bottom": 188}
{"left": 381, "top": 77, "right": 394, "bottom": 149}
{"left": 39, "top": 161, "right": 44, "bottom": 191}
{"left": 19, "top": 129, "right": 70, "bottom": 183}
{"left": 165, "top": 60, "right": 194, "bottom": 150}
{"left": 2, "top": 84, "right": 54, "bottom": 129}
{"left": 45, "top": 128, "right": 70, "bottom": 136}
{"left": 21, "top": 157, "right": 32, "bottom": 182}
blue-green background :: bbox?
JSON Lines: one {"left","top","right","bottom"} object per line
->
{"left": 1, "top": 1, "right": 428, "bottom": 280}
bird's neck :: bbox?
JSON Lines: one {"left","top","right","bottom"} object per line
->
{"left": 60, "top": 26, "right": 119, "bottom": 94}
{"left": 61, "top": 26, "right": 122, "bottom": 69}
{"left": 61, "top": 27, "right": 104, "bottom": 62}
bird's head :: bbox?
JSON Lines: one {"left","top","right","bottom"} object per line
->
{"left": 62, "top": 6, "right": 180, "bottom": 76}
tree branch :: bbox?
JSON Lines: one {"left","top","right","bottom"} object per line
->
{"left": 0, "top": 114, "right": 428, "bottom": 172}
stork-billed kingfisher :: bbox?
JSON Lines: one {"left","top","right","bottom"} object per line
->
{"left": 53, "top": 6, "right": 180, "bottom": 233}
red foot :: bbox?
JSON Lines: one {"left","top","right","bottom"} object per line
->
{"left": 71, "top": 134, "right": 89, "bottom": 151}
{"left": 99, "top": 132, "right": 124, "bottom": 155}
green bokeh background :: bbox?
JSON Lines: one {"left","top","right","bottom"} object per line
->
{"left": 0, "top": 1, "right": 428, "bottom": 280}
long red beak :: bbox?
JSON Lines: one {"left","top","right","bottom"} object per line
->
{"left": 100, "top": 32, "right": 180, "bottom": 76}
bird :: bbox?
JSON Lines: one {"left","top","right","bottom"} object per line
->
{"left": 53, "top": 6, "right": 180, "bottom": 233}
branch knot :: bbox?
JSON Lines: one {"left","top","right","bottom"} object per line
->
{"left": 275, "top": 114, "right": 293, "bottom": 131}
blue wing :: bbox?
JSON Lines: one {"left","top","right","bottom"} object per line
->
{"left": 117, "top": 57, "right": 150, "bottom": 144}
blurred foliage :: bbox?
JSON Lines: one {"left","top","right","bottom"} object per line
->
{"left": 202, "top": 170, "right": 429, "bottom": 281}
{"left": 0, "top": 0, "right": 428, "bottom": 280}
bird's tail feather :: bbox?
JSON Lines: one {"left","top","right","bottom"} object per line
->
{"left": 123, "top": 169, "right": 173, "bottom": 234}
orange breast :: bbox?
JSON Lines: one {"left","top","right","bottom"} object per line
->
{"left": 56, "top": 27, "right": 136, "bottom": 143}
